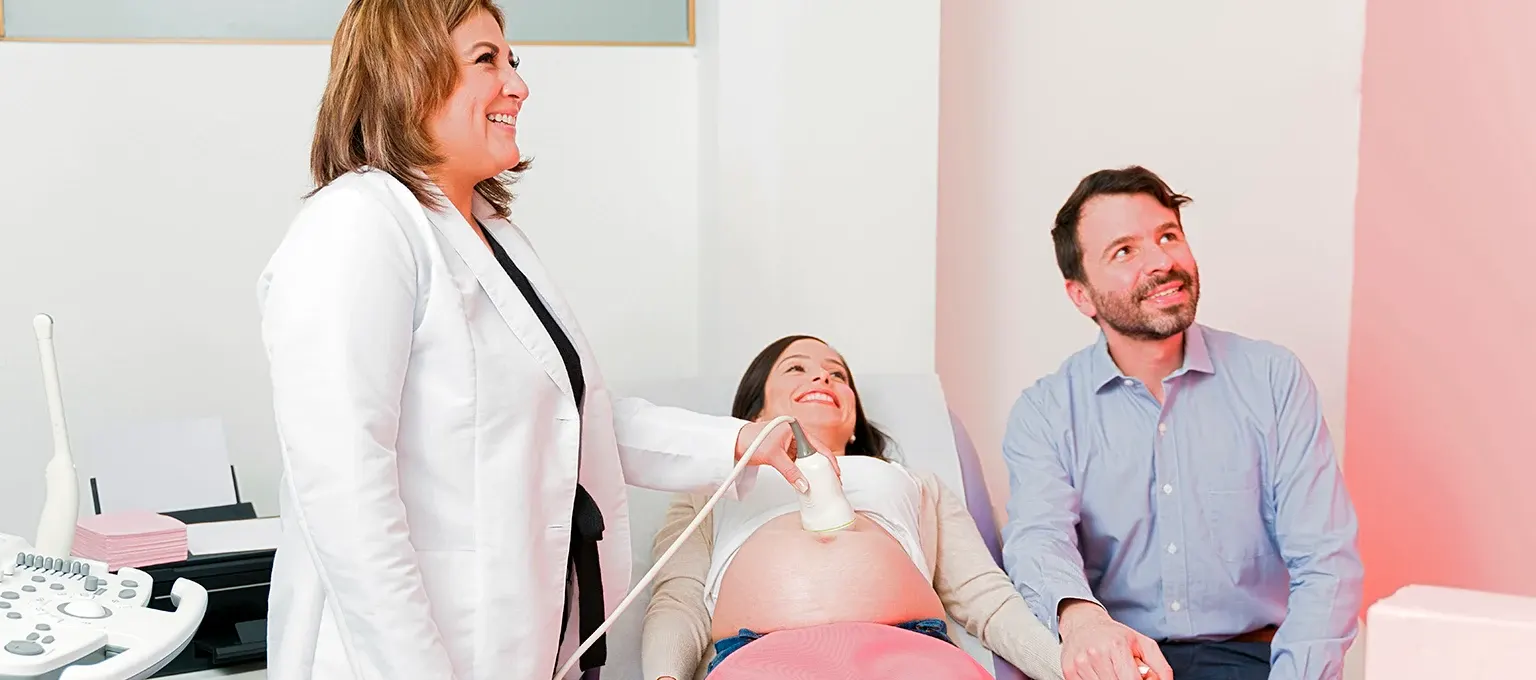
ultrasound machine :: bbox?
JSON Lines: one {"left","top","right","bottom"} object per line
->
{"left": 0, "top": 537, "right": 207, "bottom": 680}
{"left": 0, "top": 315, "right": 209, "bottom": 680}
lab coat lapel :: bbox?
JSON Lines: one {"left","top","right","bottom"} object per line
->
{"left": 424, "top": 195, "right": 575, "bottom": 402}
{"left": 476, "top": 210, "right": 599, "bottom": 388}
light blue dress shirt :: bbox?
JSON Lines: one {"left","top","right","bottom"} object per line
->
{"left": 999, "top": 323, "right": 1362, "bottom": 679}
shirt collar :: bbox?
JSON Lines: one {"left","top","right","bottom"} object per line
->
{"left": 1091, "top": 323, "right": 1216, "bottom": 392}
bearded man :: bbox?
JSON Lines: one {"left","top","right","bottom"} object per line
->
{"left": 998, "top": 166, "right": 1363, "bottom": 680}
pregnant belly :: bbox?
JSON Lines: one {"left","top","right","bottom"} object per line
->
{"left": 710, "top": 512, "right": 945, "bottom": 640}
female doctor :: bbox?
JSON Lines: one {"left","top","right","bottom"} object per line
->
{"left": 256, "top": 2, "right": 825, "bottom": 679}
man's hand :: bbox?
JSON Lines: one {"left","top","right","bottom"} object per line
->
{"left": 734, "top": 420, "right": 839, "bottom": 493}
{"left": 1059, "top": 601, "right": 1173, "bottom": 680}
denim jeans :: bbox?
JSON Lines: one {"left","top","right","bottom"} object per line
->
{"left": 705, "top": 618, "right": 954, "bottom": 674}
{"left": 1159, "top": 640, "right": 1271, "bottom": 680}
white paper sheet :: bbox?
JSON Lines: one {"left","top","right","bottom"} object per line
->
{"left": 185, "top": 517, "right": 280, "bottom": 556}
{"left": 76, "top": 417, "right": 239, "bottom": 515}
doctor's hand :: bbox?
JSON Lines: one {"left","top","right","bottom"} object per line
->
{"left": 734, "top": 421, "right": 839, "bottom": 494}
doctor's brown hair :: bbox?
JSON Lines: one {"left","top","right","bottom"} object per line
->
{"left": 731, "top": 335, "right": 893, "bottom": 461}
{"left": 308, "top": 0, "right": 531, "bottom": 218}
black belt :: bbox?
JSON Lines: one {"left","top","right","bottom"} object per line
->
{"left": 559, "top": 483, "right": 607, "bottom": 675}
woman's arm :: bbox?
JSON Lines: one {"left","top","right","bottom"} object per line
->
{"left": 925, "top": 476, "right": 1066, "bottom": 680}
{"left": 642, "top": 492, "right": 716, "bottom": 680}
{"left": 257, "top": 190, "right": 456, "bottom": 679}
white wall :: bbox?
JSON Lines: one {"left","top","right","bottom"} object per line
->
{"left": 937, "top": 0, "right": 1369, "bottom": 522}
{"left": 695, "top": 0, "right": 940, "bottom": 377}
{"left": 0, "top": 42, "right": 703, "bottom": 539}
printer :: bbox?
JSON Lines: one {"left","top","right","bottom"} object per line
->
{"left": 142, "top": 501, "right": 274, "bottom": 676}
{"left": 84, "top": 468, "right": 275, "bottom": 677}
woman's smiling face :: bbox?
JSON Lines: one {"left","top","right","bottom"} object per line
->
{"left": 757, "top": 338, "right": 858, "bottom": 453}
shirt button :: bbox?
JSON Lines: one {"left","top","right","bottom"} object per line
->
{"left": 1162, "top": 484, "right": 1173, "bottom": 494}
{"left": 1158, "top": 423, "right": 1167, "bottom": 434}
{"left": 1123, "top": 379, "right": 1134, "bottom": 387}
{"left": 1167, "top": 543, "right": 1178, "bottom": 554}
{"left": 1170, "top": 600, "right": 1182, "bottom": 612}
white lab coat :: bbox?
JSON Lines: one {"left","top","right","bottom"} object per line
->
{"left": 256, "top": 168, "right": 750, "bottom": 680}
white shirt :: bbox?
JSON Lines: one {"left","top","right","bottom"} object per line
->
{"left": 702, "top": 456, "right": 929, "bottom": 613}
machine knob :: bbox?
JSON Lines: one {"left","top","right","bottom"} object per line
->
{"left": 60, "top": 600, "right": 108, "bottom": 619}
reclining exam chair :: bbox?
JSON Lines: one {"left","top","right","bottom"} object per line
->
{"left": 608, "top": 373, "right": 1033, "bottom": 680}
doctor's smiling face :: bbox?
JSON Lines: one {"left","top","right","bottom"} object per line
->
{"left": 427, "top": 8, "right": 529, "bottom": 193}
{"left": 731, "top": 336, "right": 889, "bottom": 460}
{"left": 309, "top": 0, "right": 528, "bottom": 221}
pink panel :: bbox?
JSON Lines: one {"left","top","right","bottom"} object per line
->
{"left": 1348, "top": 0, "right": 1536, "bottom": 608}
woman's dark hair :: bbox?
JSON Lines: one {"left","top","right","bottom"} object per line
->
{"left": 730, "top": 335, "right": 892, "bottom": 460}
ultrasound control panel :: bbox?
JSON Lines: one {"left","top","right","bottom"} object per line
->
{"left": 0, "top": 550, "right": 206, "bottom": 680}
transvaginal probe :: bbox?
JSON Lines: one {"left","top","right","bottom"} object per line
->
{"left": 31, "top": 313, "right": 79, "bottom": 559}
{"left": 552, "top": 415, "right": 801, "bottom": 679}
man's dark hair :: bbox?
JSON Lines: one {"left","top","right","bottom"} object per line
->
{"left": 1052, "top": 166, "right": 1192, "bottom": 282}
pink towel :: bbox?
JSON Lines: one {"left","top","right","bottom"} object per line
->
{"left": 73, "top": 510, "right": 188, "bottom": 571}
{"left": 77, "top": 510, "right": 183, "bottom": 536}
{"left": 710, "top": 621, "right": 993, "bottom": 679}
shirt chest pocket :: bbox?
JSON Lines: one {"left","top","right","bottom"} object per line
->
{"left": 1196, "top": 440, "right": 1277, "bottom": 569}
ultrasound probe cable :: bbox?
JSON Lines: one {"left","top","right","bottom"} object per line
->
{"left": 552, "top": 415, "right": 798, "bottom": 679}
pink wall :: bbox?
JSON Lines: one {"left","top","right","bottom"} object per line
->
{"left": 1347, "top": 0, "right": 1536, "bottom": 608}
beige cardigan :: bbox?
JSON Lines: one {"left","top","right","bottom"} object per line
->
{"left": 640, "top": 470, "right": 1065, "bottom": 680}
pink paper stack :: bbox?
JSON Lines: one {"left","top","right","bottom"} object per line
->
{"left": 73, "top": 510, "right": 188, "bottom": 570}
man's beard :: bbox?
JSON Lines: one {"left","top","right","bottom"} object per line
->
{"left": 1088, "top": 267, "right": 1200, "bottom": 341}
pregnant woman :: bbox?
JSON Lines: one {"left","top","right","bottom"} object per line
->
{"left": 642, "top": 335, "right": 1065, "bottom": 680}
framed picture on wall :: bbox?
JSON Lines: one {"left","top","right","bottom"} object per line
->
{"left": 0, "top": 0, "right": 693, "bottom": 45}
